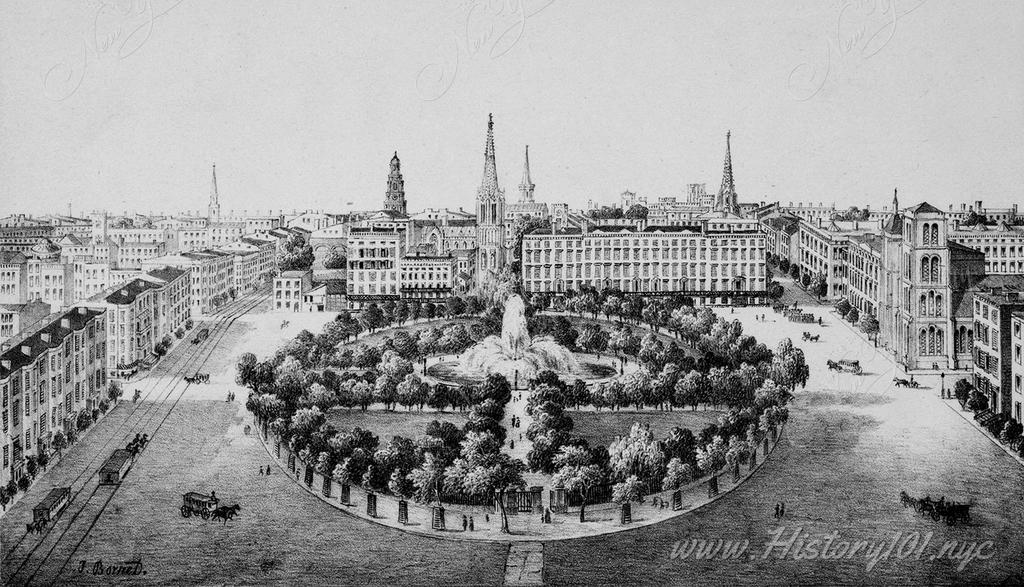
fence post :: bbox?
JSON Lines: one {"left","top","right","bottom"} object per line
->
{"left": 341, "top": 484, "right": 350, "bottom": 505}
{"left": 398, "top": 500, "right": 409, "bottom": 524}
{"left": 366, "top": 493, "right": 377, "bottom": 518}
{"left": 620, "top": 502, "right": 632, "bottom": 524}
{"left": 708, "top": 475, "right": 719, "bottom": 497}
{"left": 672, "top": 490, "right": 682, "bottom": 511}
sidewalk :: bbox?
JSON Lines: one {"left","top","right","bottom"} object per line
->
{"left": 940, "top": 398, "right": 1024, "bottom": 468}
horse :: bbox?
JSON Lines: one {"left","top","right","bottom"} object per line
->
{"left": 893, "top": 378, "right": 910, "bottom": 388}
{"left": 211, "top": 504, "right": 241, "bottom": 524}
{"left": 899, "top": 490, "right": 917, "bottom": 509}
{"left": 826, "top": 360, "right": 841, "bottom": 372}
{"left": 133, "top": 389, "right": 141, "bottom": 403}
{"left": 25, "top": 519, "right": 46, "bottom": 534}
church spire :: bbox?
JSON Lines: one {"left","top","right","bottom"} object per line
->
{"left": 481, "top": 113, "right": 498, "bottom": 192}
{"left": 518, "top": 145, "right": 535, "bottom": 203}
{"left": 892, "top": 188, "right": 899, "bottom": 212}
{"left": 716, "top": 131, "right": 738, "bottom": 214}
{"left": 208, "top": 163, "right": 221, "bottom": 220}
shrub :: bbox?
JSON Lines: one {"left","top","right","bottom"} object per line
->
{"left": 99, "top": 400, "right": 110, "bottom": 414}
{"left": 17, "top": 476, "right": 30, "bottom": 492}
{"left": 835, "top": 299, "right": 852, "bottom": 317}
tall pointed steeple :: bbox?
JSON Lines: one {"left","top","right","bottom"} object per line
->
{"left": 208, "top": 163, "right": 221, "bottom": 220}
{"left": 518, "top": 145, "right": 535, "bottom": 203}
{"left": 891, "top": 188, "right": 899, "bottom": 212}
{"left": 481, "top": 113, "right": 499, "bottom": 193}
{"left": 384, "top": 151, "right": 407, "bottom": 216}
{"left": 475, "top": 113, "right": 506, "bottom": 281}
{"left": 716, "top": 131, "right": 739, "bottom": 214}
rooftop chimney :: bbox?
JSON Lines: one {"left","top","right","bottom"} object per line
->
{"left": 41, "top": 333, "right": 51, "bottom": 343}
{"left": 1, "top": 359, "right": 10, "bottom": 370}
{"left": 21, "top": 345, "right": 31, "bottom": 356}
{"left": 61, "top": 318, "right": 70, "bottom": 328}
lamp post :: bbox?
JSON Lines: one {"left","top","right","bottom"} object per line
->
{"left": 940, "top": 372, "right": 946, "bottom": 399}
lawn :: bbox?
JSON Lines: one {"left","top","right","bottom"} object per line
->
{"left": 325, "top": 408, "right": 470, "bottom": 441}
{"left": 568, "top": 408, "right": 723, "bottom": 448}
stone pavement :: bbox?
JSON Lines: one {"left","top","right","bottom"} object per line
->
{"left": 504, "top": 542, "right": 544, "bottom": 586}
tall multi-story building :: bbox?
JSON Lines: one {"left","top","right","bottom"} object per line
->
{"left": 400, "top": 254, "right": 457, "bottom": 302}
{"left": 139, "top": 250, "right": 234, "bottom": 316}
{"left": 476, "top": 114, "right": 507, "bottom": 283}
{"left": 1, "top": 306, "right": 107, "bottom": 486}
{"left": 949, "top": 221, "right": 1024, "bottom": 275}
{"left": 274, "top": 270, "right": 312, "bottom": 312}
{"left": 346, "top": 227, "right": 405, "bottom": 309}
{"left": 521, "top": 217, "right": 767, "bottom": 304}
{"left": 972, "top": 291, "right": 1024, "bottom": 416}
{"left": 1010, "top": 311, "right": 1024, "bottom": 423}
{"left": 0, "top": 215, "right": 55, "bottom": 253}
{"left": 0, "top": 301, "right": 51, "bottom": 344}
{"left": 0, "top": 252, "right": 29, "bottom": 305}
{"left": 218, "top": 236, "right": 276, "bottom": 293}
{"left": 94, "top": 267, "right": 189, "bottom": 378}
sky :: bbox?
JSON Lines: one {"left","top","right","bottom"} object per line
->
{"left": 0, "top": 0, "right": 1022, "bottom": 218}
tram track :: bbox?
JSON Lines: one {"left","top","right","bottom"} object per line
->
{"left": 2, "top": 289, "right": 268, "bottom": 586}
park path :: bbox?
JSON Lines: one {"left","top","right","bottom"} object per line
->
{"left": 504, "top": 542, "right": 544, "bottom": 586}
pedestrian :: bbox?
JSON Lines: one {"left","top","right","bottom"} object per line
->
{"left": 469, "top": 516, "right": 474, "bottom": 531}
{"left": 266, "top": 465, "right": 271, "bottom": 475}
{"left": 510, "top": 440, "right": 515, "bottom": 450}
{"left": 773, "top": 503, "right": 779, "bottom": 519}
{"left": 462, "top": 515, "right": 468, "bottom": 531}
{"left": 485, "top": 514, "right": 489, "bottom": 523}
{"left": 780, "top": 502, "right": 785, "bottom": 518}
{"left": 259, "top": 466, "right": 263, "bottom": 476}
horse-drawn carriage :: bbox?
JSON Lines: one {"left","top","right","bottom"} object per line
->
{"left": 827, "top": 359, "right": 862, "bottom": 374}
{"left": 900, "top": 491, "right": 972, "bottom": 525}
{"left": 893, "top": 377, "right": 920, "bottom": 388}
{"left": 802, "top": 331, "right": 820, "bottom": 342}
{"left": 184, "top": 373, "right": 209, "bottom": 384}
{"left": 181, "top": 492, "right": 219, "bottom": 519}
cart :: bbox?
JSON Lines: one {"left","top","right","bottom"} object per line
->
{"left": 181, "top": 491, "right": 219, "bottom": 519}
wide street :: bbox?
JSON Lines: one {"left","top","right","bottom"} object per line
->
{"left": 3, "top": 286, "right": 1024, "bottom": 585}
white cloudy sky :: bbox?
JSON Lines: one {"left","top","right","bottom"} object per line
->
{"left": 0, "top": 0, "right": 1021, "bottom": 217}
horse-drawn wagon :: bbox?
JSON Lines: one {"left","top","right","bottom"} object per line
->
{"left": 827, "top": 359, "right": 862, "bottom": 375}
{"left": 181, "top": 492, "right": 219, "bottom": 519}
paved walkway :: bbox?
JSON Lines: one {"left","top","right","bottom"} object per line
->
{"left": 504, "top": 542, "right": 544, "bottom": 586}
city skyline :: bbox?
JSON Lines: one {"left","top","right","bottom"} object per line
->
{"left": 1, "top": 1, "right": 1022, "bottom": 217}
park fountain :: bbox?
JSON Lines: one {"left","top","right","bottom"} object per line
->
{"left": 458, "top": 295, "right": 580, "bottom": 383}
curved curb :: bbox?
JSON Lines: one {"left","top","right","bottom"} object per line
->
{"left": 254, "top": 418, "right": 788, "bottom": 544}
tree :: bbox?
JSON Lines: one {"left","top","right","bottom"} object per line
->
{"left": 835, "top": 299, "right": 852, "bottom": 318}
{"left": 106, "top": 381, "right": 123, "bottom": 404}
{"left": 611, "top": 475, "right": 644, "bottom": 505}
{"left": 846, "top": 307, "right": 860, "bottom": 324}
{"left": 52, "top": 430, "right": 67, "bottom": 456}
{"left": 662, "top": 457, "right": 695, "bottom": 491}
{"left": 625, "top": 204, "right": 649, "bottom": 220}
{"left": 953, "top": 379, "right": 974, "bottom": 405}
{"left": 608, "top": 422, "right": 665, "bottom": 480}
{"left": 766, "top": 280, "right": 784, "bottom": 300}
{"left": 323, "top": 247, "right": 347, "bottom": 269}
{"left": 445, "top": 432, "right": 526, "bottom": 533}
{"left": 278, "top": 233, "right": 314, "bottom": 272}
{"left": 359, "top": 304, "right": 385, "bottom": 333}
{"left": 809, "top": 273, "right": 827, "bottom": 299}
{"left": 551, "top": 446, "right": 606, "bottom": 522}
{"left": 695, "top": 435, "right": 727, "bottom": 474}
{"left": 859, "top": 314, "right": 879, "bottom": 338}
{"left": 397, "top": 373, "right": 428, "bottom": 411}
